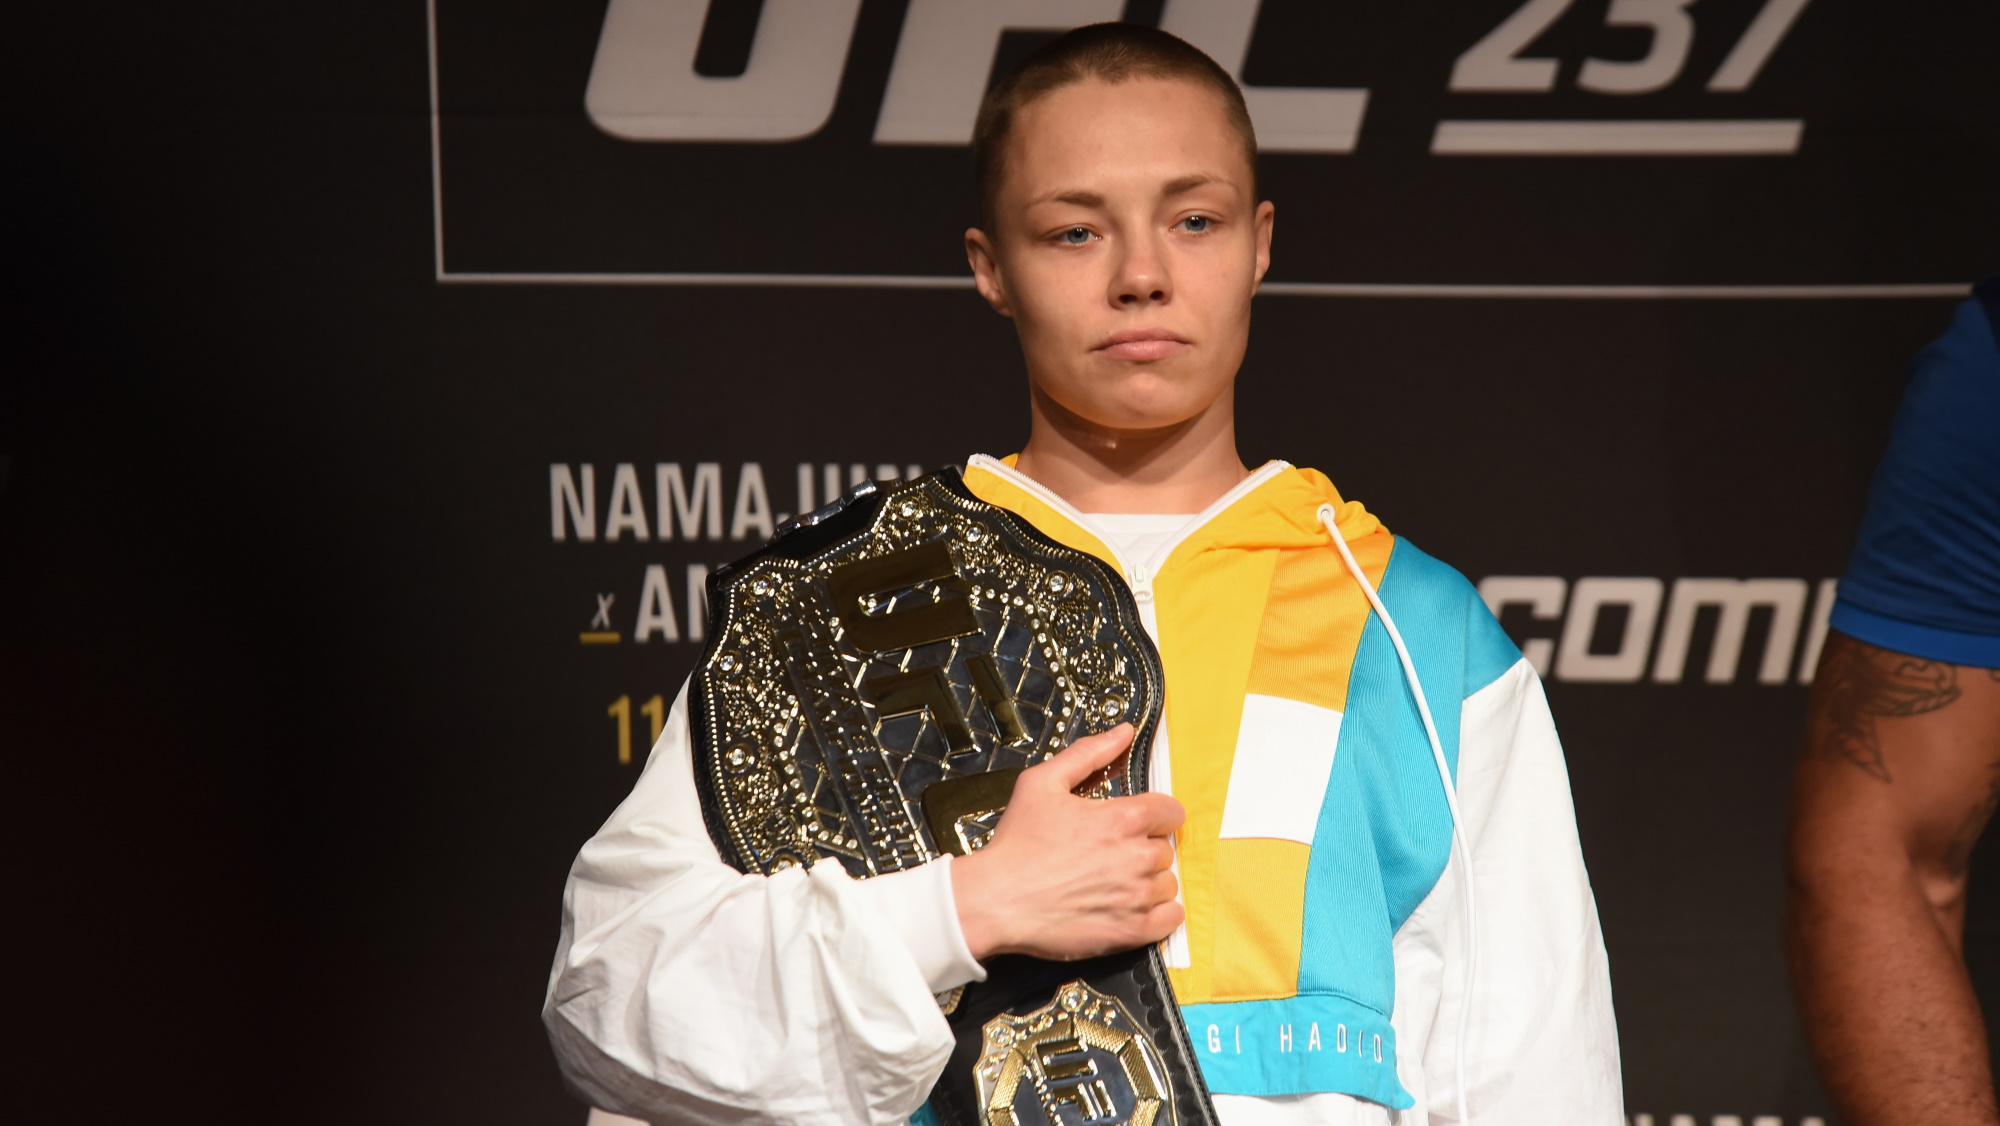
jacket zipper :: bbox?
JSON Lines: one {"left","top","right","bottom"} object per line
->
{"left": 964, "top": 454, "right": 1289, "bottom": 975}
{"left": 1128, "top": 565, "right": 1154, "bottom": 605}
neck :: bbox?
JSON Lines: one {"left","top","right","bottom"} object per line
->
{"left": 1012, "top": 382, "right": 1251, "bottom": 514}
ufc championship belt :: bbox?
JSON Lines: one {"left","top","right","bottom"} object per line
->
{"left": 690, "top": 467, "right": 1219, "bottom": 1126}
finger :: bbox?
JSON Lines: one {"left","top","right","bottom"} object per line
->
{"left": 1140, "top": 900, "right": 1186, "bottom": 944}
{"left": 1035, "top": 723, "right": 1135, "bottom": 791}
{"left": 1116, "top": 792, "right": 1186, "bottom": 836}
{"left": 1149, "top": 869, "right": 1180, "bottom": 905}
{"left": 1150, "top": 838, "right": 1177, "bottom": 874}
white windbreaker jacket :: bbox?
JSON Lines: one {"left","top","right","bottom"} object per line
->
{"left": 544, "top": 457, "right": 1623, "bottom": 1125}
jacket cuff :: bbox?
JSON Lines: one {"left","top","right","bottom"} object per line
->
{"left": 848, "top": 855, "right": 988, "bottom": 994}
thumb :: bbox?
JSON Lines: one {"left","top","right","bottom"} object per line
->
{"left": 1037, "top": 723, "right": 1135, "bottom": 791}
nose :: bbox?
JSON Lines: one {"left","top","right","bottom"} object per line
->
{"left": 1110, "top": 229, "right": 1172, "bottom": 308}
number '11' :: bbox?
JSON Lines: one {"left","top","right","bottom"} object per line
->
{"left": 608, "top": 694, "right": 665, "bottom": 764}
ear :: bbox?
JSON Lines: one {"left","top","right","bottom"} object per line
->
{"left": 965, "top": 227, "right": 1014, "bottom": 318}
{"left": 1250, "top": 200, "right": 1275, "bottom": 294}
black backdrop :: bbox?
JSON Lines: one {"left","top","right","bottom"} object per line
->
{"left": 5, "top": 2, "right": 1998, "bottom": 1123}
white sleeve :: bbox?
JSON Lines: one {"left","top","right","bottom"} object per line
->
{"left": 1418, "top": 659, "right": 1624, "bottom": 1125}
{"left": 542, "top": 681, "right": 986, "bottom": 1126}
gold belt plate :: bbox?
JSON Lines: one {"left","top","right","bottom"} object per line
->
{"left": 976, "top": 980, "right": 1173, "bottom": 1126}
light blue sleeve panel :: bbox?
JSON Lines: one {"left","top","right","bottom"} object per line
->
{"left": 1299, "top": 539, "right": 1523, "bottom": 997}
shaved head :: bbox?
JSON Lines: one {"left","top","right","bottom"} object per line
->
{"left": 972, "top": 23, "right": 1257, "bottom": 231}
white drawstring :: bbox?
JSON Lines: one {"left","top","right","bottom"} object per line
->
{"left": 1317, "top": 504, "right": 1477, "bottom": 1126}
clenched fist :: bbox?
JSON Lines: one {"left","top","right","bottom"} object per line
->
{"left": 949, "top": 723, "right": 1186, "bottom": 962}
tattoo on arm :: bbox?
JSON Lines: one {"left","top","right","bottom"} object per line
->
{"left": 1814, "top": 637, "right": 1962, "bottom": 783}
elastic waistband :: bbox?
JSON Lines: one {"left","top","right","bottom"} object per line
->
{"left": 1180, "top": 993, "right": 1414, "bottom": 1109}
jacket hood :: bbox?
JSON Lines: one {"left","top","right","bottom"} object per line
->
{"left": 965, "top": 453, "right": 1382, "bottom": 573}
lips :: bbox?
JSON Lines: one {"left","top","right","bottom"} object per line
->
{"left": 1094, "top": 328, "right": 1191, "bottom": 362}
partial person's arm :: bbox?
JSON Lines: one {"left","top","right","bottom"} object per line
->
{"left": 544, "top": 688, "right": 1184, "bottom": 1125}
{"left": 1421, "top": 655, "right": 1623, "bottom": 1124}
{"left": 542, "top": 683, "right": 982, "bottom": 1126}
{"left": 1785, "top": 632, "right": 2000, "bottom": 1126}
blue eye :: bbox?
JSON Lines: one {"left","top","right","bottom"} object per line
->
{"left": 1059, "top": 227, "right": 1094, "bottom": 245}
{"left": 1181, "top": 215, "right": 1211, "bottom": 233}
